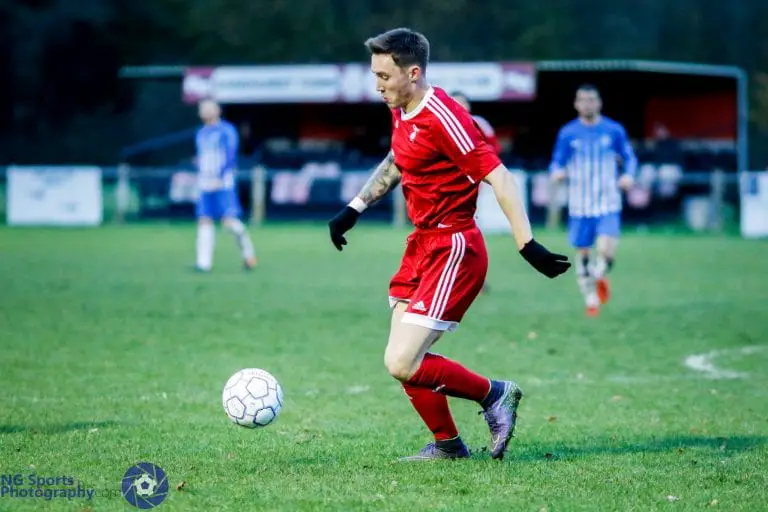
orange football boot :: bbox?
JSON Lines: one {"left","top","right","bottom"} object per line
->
{"left": 596, "top": 278, "right": 610, "bottom": 305}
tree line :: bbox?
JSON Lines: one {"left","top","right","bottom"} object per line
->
{"left": 1, "top": 0, "right": 766, "bottom": 165}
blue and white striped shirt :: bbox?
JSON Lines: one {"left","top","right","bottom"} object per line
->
{"left": 195, "top": 121, "right": 239, "bottom": 191}
{"left": 549, "top": 117, "right": 637, "bottom": 217}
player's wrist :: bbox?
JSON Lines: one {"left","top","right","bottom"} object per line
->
{"left": 519, "top": 238, "right": 539, "bottom": 256}
{"left": 517, "top": 237, "right": 533, "bottom": 252}
{"left": 348, "top": 196, "right": 368, "bottom": 213}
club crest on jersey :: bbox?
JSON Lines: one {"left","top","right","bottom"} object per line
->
{"left": 570, "top": 139, "right": 582, "bottom": 149}
{"left": 409, "top": 125, "right": 420, "bottom": 142}
{"left": 601, "top": 134, "right": 612, "bottom": 147}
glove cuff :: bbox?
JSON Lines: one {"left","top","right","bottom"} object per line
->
{"left": 519, "top": 238, "right": 538, "bottom": 256}
{"left": 348, "top": 197, "right": 368, "bottom": 213}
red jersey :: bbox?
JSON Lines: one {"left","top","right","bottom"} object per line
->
{"left": 390, "top": 87, "right": 502, "bottom": 231}
{"left": 472, "top": 114, "right": 502, "bottom": 155}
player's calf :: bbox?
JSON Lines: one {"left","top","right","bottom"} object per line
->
{"left": 223, "top": 218, "right": 257, "bottom": 268}
{"left": 594, "top": 236, "right": 617, "bottom": 279}
{"left": 591, "top": 254, "right": 614, "bottom": 279}
{"left": 575, "top": 252, "right": 599, "bottom": 312}
{"left": 195, "top": 219, "right": 215, "bottom": 271}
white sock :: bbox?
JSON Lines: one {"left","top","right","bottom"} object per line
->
{"left": 592, "top": 255, "right": 608, "bottom": 279}
{"left": 576, "top": 256, "right": 598, "bottom": 307}
{"left": 578, "top": 276, "right": 599, "bottom": 307}
{"left": 196, "top": 223, "right": 215, "bottom": 270}
{"left": 226, "top": 219, "right": 256, "bottom": 261}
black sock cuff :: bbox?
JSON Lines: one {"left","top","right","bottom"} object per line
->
{"left": 436, "top": 436, "right": 464, "bottom": 450}
{"left": 480, "top": 380, "right": 504, "bottom": 409}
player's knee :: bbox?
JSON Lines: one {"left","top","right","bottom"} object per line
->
{"left": 383, "top": 350, "right": 417, "bottom": 382}
{"left": 223, "top": 217, "right": 246, "bottom": 233}
{"left": 198, "top": 217, "right": 213, "bottom": 226}
{"left": 596, "top": 236, "right": 617, "bottom": 255}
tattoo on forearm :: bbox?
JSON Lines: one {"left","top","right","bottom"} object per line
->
{"left": 358, "top": 152, "right": 401, "bottom": 205}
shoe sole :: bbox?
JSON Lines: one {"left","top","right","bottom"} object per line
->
{"left": 491, "top": 382, "right": 524, "bottom": 460}
{"left": 399, "top": 448, "right": 471, "bottom": 462}
{"left": 398, "top": 453, "right": 470, "bottom": 462}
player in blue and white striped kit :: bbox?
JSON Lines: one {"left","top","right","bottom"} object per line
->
{"left": 549, "top": 85, "right": 636, "bottom": 315}
{"left": 194, "top": 99, "right": 256, "bottom": 272}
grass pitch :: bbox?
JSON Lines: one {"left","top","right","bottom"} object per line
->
{"left": 1, "top": 224, "right": 767, "bottom": 511}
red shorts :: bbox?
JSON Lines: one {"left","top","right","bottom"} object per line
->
{"left": 388, "top": 226, "right": 488, "bottom": 332}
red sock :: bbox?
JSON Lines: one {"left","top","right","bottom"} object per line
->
{"left": 402, "top": 382, "right": 459, "bottom": 441}
{"left": 407, "top": 352, "right": 491, "bottom": 402}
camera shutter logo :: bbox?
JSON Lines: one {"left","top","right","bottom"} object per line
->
{"left": 121, "top": 462, "right": 168, "bottom": 509}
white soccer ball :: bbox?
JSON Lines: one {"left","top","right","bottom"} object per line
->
{"left": 134, "top": 474, "right": 156, "bottom": 497}
{"left": 222, "top": 368, "right": 283, "bottom": 428}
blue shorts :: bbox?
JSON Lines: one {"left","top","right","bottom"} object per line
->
{"left": 196, "top": 189, "right": 242, "bottom": 219}
{"left": 568, "top": 213, "right": 621, "bottom": 249}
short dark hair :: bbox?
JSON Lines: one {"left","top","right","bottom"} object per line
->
{"left": 364, "top": 28, "right": 430, "bottom": 71}
{"left": 576, "top": 83, "right": 600, "bottom": 96}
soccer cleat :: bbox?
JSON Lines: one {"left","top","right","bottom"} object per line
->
{"left": 596, "top": 277, "right": 610, "bottom": 304}
{"left": 586, "top": 306, "right": 599, "bottom": 317}
{"left": 399, "top": 441, "right": 470, "bottom": 461}
{"left": 481, "top": 381, "right": 523, "bottom": 460}
{"left": 243, "top": 257, "right": 257, "bottom": 271}
{"left": 193, "top": 265, "right": 211, "bottom": 273}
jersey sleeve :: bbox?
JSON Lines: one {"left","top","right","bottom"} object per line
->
{"left": 613, "top": 124, "right": 637, "bottom": 177}
{"left": 549, "top": 126, "right": 572, "bottom": 173}
{"left": 428, "top": 100, "right": 502, "bottom": 183}
{"left": 222, "top": 123, "right": 239, "bottom": 176}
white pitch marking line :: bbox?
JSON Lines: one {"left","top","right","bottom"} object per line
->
{"left": 683, "top": 345, "right": 766, "bottom": 380}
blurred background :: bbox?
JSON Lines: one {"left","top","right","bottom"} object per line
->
{"left": 1, "top": 0, "right": 768, "bottom": 233}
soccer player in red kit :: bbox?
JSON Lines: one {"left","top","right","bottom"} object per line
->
{"left": 328, "top": 28, "right": 570, "bottom": 461}
{"left": 451, "top": 91, "right": 502, "bottom": 155}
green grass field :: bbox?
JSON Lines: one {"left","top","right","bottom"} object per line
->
{"left": 1, "top": 224, "right": 767, "bottom": 511}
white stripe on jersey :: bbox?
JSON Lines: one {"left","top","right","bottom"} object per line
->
{"left": 568, "top": 141, "right": 622, "bottom": 217}
{"left": 197, "top": 126, "right": 234, "bottom": 191}
{"left": 426, "top": 97, "right": 475, "bottom": 155}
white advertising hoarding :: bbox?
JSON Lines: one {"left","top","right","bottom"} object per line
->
{"left": 740, "top": 171, "right": 768, "bottom": 238}
{"left": 7, "top": 166, "right": 103, "bottom": 226}
{"left": 476, "top": 171, "right": 528, "bottom": 235}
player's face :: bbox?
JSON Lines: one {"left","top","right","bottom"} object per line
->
{"left": 371, "top": 54, "right": 418, "bottom": 109}
{"left": 574, "top": 90, "right": 602, "bottom": 119}
{"left": 198, "top": 100, "right": 221, "bottom": 123}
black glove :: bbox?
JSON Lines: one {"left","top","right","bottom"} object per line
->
{"left": 519, "top": 239, "right": 571, "bottom": 278}
{"left": 328, "top": 206, "right": 361, "bottom": 251}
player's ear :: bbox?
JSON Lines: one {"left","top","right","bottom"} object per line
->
{"left": 408, "top": 65, "right": 421, "bottom": 83}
